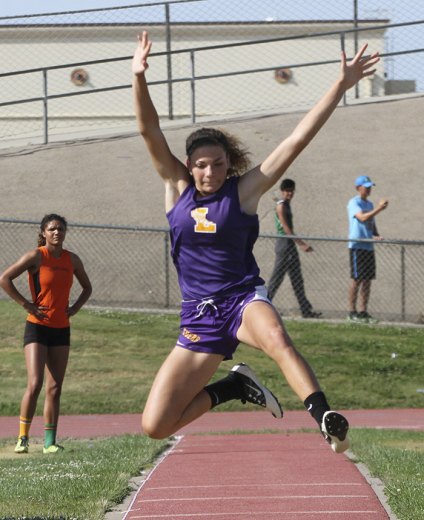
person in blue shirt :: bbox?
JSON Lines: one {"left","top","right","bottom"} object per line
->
{"left": 347, "top": 175, "right": 388, "bottom": 322}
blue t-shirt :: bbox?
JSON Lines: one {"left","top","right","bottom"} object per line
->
{"left": 167, "top": 176, "right": 264, "bottom": 300}
{"left": 347, "top": 195, "right": 374, "bottom": 250}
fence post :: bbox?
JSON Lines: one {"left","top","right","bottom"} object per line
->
{"left": 353, "top": 0, "right": 359, "bottom": 99}
{"left": 42, "top": 69, "right": 48, "bottom": 144}
{"left": 164, "top": 231, "right": 170, "bottom": 308}
{"left": 401, "top": 245, "right": 406, "bottom": 321}
{"left": 190, "top": 50, "right": 196, "bottom": 123}
{"left": 340, "top": 33, "right": 347, "bottom": 106}
{"left": 165, "top": 3, "right": 174, "bottom": 120}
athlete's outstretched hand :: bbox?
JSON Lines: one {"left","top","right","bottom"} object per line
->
{"left": 132, "top": 30, "right": 152, "bottom": 76}
{"left": 340, "top": 43, "right": 380, "bottom": 90}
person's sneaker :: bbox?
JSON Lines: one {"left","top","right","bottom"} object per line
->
{"left": 302, "top": 310, "right": 322, "bottom": 319}
{"left": 347, "top": 311, "right": 360, "bottom": 322}
{"left": 231, "top": 363, "right": 283, "bottom": 418}
{"left": 43, "top": 444, "right": 64, "bottom": 454}
{"left": 14, "top": 436, "right": 29, "bottom": 454}
{"left": 357, "top": 311, "right": 378, "bottom": 324}
{"left": 321, "top": 411, "right": 350, "bottom": 453}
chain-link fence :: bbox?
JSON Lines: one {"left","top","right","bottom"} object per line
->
{"left": 1, "top": 219, "right": 423, "bottom": 324}
{"left": 0, "top": 1, "right": 423, "bottom": 145}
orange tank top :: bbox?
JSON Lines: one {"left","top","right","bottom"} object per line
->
{"left": 27, "top": 246, "right": 74, "bottom": 328}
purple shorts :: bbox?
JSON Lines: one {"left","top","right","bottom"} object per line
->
{"left": 176, "top": 285, "right": 271, "bottom": 360}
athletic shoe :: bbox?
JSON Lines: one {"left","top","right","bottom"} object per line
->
{"left": 321, "top": 411, "right": 350, "bottom": 453}
{"left": 14, "top": 436, "right": 29, "bottom": 454}
{"left": 302, "top": 310, "right": 322, "bottom": 319}
{"left": 231, "top": 363, "right": 283, "bottom": 419}
{"left": 43, "top": 444, "right": 64, "bottom": 454}
{"left": 357, "top": 311, "right": 378, "bottom": 324}
{"left": 347, "top": 311, "right": 360, "bottom": 322}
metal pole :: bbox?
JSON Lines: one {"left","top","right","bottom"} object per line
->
{"left": 42, "top": 69, "right": 48, "bottom": 144}
{"left": 165, "top": 3, "right": 174, "bottom": 120}
{"left": 353, "top": 0, "right": 359, "bottom": 99}
{"left": 164, "top": 232, "right": 170, "bottom": 308}
{"left": 190, "top": 50, "right": 196, "bottom": 123}
{"left": 401, "top": 246, "right": 406, "bottom": 321}
{"left": 340, "top": 33, "right": 347, "bottom": 106}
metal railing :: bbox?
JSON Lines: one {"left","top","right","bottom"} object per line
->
{"left": 0, "top": 19, "right": 423, "bottom": 144}
{"left": 1, "top": 219, "right": 423, "bottom": 324}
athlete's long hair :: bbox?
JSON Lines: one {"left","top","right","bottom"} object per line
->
{"left": 185, "top": 127, "right": 251, "bottom": 177}
{"left": 37, "top": 214, "right": 67, "bottom": 246}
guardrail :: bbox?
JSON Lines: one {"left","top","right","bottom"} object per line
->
{"left": 0, "top": 19, "right": 423, "bottom": 144}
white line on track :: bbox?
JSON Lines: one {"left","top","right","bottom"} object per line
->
{"left": 129, "top": 511, "right": 380, "bottom": 518}
{"left": 133, "top": 494, "right": 370, "bottom": 503}
{"left": 144, "top": 482, "right": 364, "bottom": 490}
{"left": 121, "top": 435, "right": 184, "bottom": 520}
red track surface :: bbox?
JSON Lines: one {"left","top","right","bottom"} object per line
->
{"left": 123, "top": 433, "right": 390, "bottom": 520}
{"left": 2, "top": 409, "right": 422, "bottom": 519}
{"left": 1, "top": 408, "right": 423, "bottom": 438}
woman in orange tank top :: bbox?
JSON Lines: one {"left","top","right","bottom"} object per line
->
{"left": 0, "top": 214, "right": 92, "bottom": 454}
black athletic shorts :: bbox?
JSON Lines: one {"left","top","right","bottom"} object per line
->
{"left": 23, "top": 321, "right": 70, "bottom": 348}
{"left": 349, "top": 248, "right": 376, "bottom": 280}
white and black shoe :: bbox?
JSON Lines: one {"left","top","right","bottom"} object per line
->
{"left": 231, "top": 363, "right": 283, "bottom": 419}
{"left": 321, "top": 411, "right": 350, "bottom": 453}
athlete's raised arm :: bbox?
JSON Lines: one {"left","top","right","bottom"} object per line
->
{"left": 132, "top": 31, "right": 189, "bottom": 209}
{"left": 239, "top": 44, "right": 380, "bottom": 213}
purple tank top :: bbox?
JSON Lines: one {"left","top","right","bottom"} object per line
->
{"left": 167, "top": 176, "right": 264, "bottom": 299}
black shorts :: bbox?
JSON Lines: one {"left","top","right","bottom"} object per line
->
{"left": 349, "top": 249, "right": 376, "bottom": 280}
{"left": 23, "top": 321, "right": 71, "bottom": 348}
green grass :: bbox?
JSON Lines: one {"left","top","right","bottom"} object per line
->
{"left": 1, "top": 300, "right": 423, "bottom": 415}
{"left": 350, "top": 429, "right": 424, "bottom": 520}
{"left": 1, "top": 300, "right": 423, "bottom": 520}
{"left": 0, "top": 435, "right": 168, "bottom": 520}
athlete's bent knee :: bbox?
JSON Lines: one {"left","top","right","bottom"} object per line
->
{"left": 141, "top": 414, "right": 172, "bottom": 440}
{"left": 268, "top": 323, "right": 292, "bottom": 346}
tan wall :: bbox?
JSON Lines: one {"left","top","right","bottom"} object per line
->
{"left": 1, "top": 95, "right": 423, "bottom": 243}
{"left": 0, "top": 23, "right": 386, "bottom": 122}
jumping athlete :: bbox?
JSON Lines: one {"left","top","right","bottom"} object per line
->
{"left": 0, "top": 214, "right": 92, "bottom": 454}
{"left": 132, "top": 31, "right": 379, "bottom": 453}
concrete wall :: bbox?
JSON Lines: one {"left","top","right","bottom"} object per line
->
{"left": 0, "top": 94, "right": 423, "bottom": 242}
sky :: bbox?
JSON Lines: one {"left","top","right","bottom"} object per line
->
{"left": 0, "top": 1, "right": 423, "bottom": 89}
{"left": 0, "top": 0, "right": 422, "bottom": 21}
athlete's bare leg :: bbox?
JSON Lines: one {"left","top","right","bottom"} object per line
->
{"left": 142, "top": 348, "right": 223, "bottom": 439}
{"left": 20, "top": 343, "right": 47, "bottom": 419}
{"left": 237, "top": 301, "right": 321, "bottom": 401}
{"left": 44, "top": 345, "right": 69, "bottom": 426}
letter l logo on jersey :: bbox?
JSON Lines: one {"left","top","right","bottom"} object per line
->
{"left": 191, "top": 208, "right": 217, "bottom": 233}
